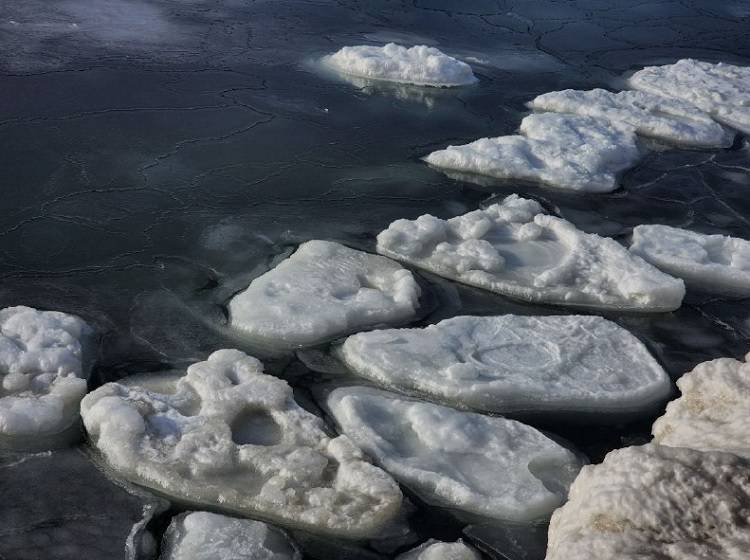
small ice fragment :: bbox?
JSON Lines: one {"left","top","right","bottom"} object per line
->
{"left": 396, "top": 539, "right": 481, "bottom": 560}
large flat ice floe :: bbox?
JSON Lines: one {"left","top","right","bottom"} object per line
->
{"left": 81, "top": 349, "right": 402, "bottom": 538}
{"left": 545, "top": 444, "right": 750, "bottom": 560}
{"left": 376, "top": 195, "right": 685, "bottom": 311}
{"left": 228, "top": 240, "right": 421, "bottom": 347}
{"left": 326, "top": 386, "right": 583, "bottom": 523}
{"left": 528, "top": 88, "right": 730, "bottom": 148}
{"left": 338, "top": 315, "right": 671, "bottom": 415}
{"left": 630, "top": 224, "right": 750, "bottom": 296}
{"left": 629, "top": 59, "right": 750, "bottom": 134}
{"left": 322, "top": 43, "right": 477, "bottom": 87}
{"left": 0, "top": 306, "right": 92, "bottom": 448}
{"left": 396, "top": 539, "right": 481, "bottom": 560}
{"left": 423, "top": 113, "right": 641, "bottom": 192}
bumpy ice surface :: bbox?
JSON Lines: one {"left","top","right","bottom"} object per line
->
{"left": 327, "top": 386, "right": 582, "bottom": 523}
{"left": 228, "top": 240, "right": 420, "bottom": 347}
{"left": 81, "top": 349, "right": 402, "bottom": 538}
{"left": 376, "top": 194, "right": 685, "bottom": 311}
{"left": 396, "top": 539, "right": 481, "bottom": 560}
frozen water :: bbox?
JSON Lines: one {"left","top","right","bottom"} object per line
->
{"left": 396, "top": 539, "right": 481, "bottom": 560}
{"left": 376, "top": 194, "right": 685, "bottom": 311}
{"left": 338, "top": 315, "right": 671, "bottom": 415}
{"left": 326, "top": 386, "right": 583, "bottom": 523}
{"left": 228, "top": 240, "right": 421, "bottom": 348}
{"left": 81, "top": 349, "right": 402, "bottom": 538}
{"left": 423, "top": 113, "right": 641, "bottom": 192}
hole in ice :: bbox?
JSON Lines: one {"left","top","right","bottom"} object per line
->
{"left": 231, "top": 409, "right": 282, "bottom": 446}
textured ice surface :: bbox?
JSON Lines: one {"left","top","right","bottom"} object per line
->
{"left": 396, "top": 539, "right": 481, "bottom": 560}
{"left": 228, "top": 240, "right": 420, "bottom": 347}
{"left": 376, "top": 195, "right": 685, "bottom": 311}
{"left": 326, "top": 386, "right": 582, "bottom": 523}
{"left": 546, "top": 444, "right": 750, "bottom": 560}
{"left": 528, "top": 88, "right": 730, "bottom": 147}
{"left": 322, "top": 43, "right": 477, "bottom": 87}
{"left": 81, "top": 349, "right": 402, "bottom": 538}
{"left": 630, "top": 224, "right": 750, "bottom": 296}
{"left": 423, "top": 113, "right": 640, "bottom": 192}
{"left": 161, "top": 511, "right": 300, "bottom": 560}
{"left": 338, "top": 315, "right": 671, "bottom": 415}
{"left": 629, "top": 59, "right": 750, "bottom": 134}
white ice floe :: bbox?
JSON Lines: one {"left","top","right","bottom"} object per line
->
{"left": 630, "top": 224, "right": 750, "bottom": 296}
{"left": 0, "top": 306, "right": 92, "bottom": 446}
{"left": 228, "top": 240, "right": 421, "bottom": 347}
{"left": 326, "top": 386, "right": 583, "bottom": 523}
{"left": 629, "top": 59, "right": 750, "bottom": 134}
{"left": 376, "top": 194, "right": 685, "bottom": 311}
{"left": 528, "top": 88, "right": 730, "bottom": 148}
{"left": 545, "top": 443, "right": 750, "bottom": 560}
{"left": 396, "top": 539, "right": 481, "bottom": 560}
{"left": 81, "top": 349, "right": 402, "bottom": 538}
{"left": 161, "top": 511, "right": 300, "bottom": 560}
{"left": 338, "top": 315, "right": 670, "bottom": 415}
{"left": 322, "top": 43, "right": 477, "bottom": 87}
{"left": 423, "top": 113, "right": 641, "bottom": 192}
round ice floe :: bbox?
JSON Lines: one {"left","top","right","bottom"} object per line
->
{"left": 338, "top": 315, "right": 671, "bottom": 415}
{"left": 326, "top": 386, "right": 583, "bottom": 523}
{"left": 228, "top": 240, "right": 421, "bottom": 348}
{"left": 396, "top": 539, "right": 481, "bottom": 560}
{"left": 322, "top": 43, "right": 477, "bottom": 87}
{"left": 81, "top": 349, "right": 402, "bottom": 538}
{"left": 376, "top": 194, "right": 685, "bottom": 312}
{"left": 545, "top": 443, "right": 750, "bottom": 560}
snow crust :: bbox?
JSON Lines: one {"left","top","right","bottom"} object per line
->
{"left": 81, "top": 349, "right": 402, "bottom": 538}
{"left": 376, "top": 194, "right": 685, "bottom": 311}
{"left": 228, "top": 240, "right": 421, "bottom": 347}
{"left": 546, "top": 443, "right": 750, "bottom": 560}
{"left": 396, "top": 539, "right": 481, "bottom": 560}
{"left": 322, "top": 43, "right": 477, "bottom": 87}
{"left": 326, "top": 386, "right": 583, "bottom": 523}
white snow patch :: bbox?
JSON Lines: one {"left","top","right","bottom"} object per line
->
{"left": 396, "top": 539, "right": 481, "bottom": 560}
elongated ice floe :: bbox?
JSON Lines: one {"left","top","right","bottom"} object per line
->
{"left": 228, "top": 240, "right": 421, "bottom": 347}
{"left": 322, "top": 43, "right": 477, "bottom": 87}
{"left": 81, "top": 349, "right": 402, "bottom": 538}
{"left": 338, "top": 315, "right": 671, "bottom": 415}
{"left": 376, "top": 194, "right": 685, "bottom": 311}
{"left": 396, "top": 539, "right": 481, "bottom": 560}
{"left": 326, "top": 386, "right": 583, "bottom": 523}
{"left": 545, "top": 444, "right": 750, "bottom": 560}
{"left": 630, "top": 224, "right": 750, "bottom": 296}
{"left": 528, "top": 88, "right": 730, "bottom": 148}
{"left": 423, "top": 113, "right": 641, "bottom": 192}
{"left": 629, "top": 59, "right": 750, "bottom": 134}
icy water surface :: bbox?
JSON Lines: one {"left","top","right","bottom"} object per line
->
{"left": 1, "top": 1, "right": 750, "bottom": 558}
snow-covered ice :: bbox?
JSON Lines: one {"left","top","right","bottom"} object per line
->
{"left": 228, "top": 240, "right": 421, "bottom": 348}
{"left": 423, "top": 113, "right": 641, "bottom": 192}
{"left": 326, "top": 386, "right": 583, "bottom": 523}
{"left": 322, "top": 43, "right": 477, "bottom": 87}
{"left": 81, "top": 349, "right": 402, "bottom": 538}
{"left": 376, "top": 194, "right": 685, "bottom": 311}
{"left": 545, "top": 443, "right": 750, "bottom": 560}
{"left": 528, "top": 88, "right": 730, "bottom": 148}
{"left": 396, "top": 539, "right": 481, "bottom": 560}
{"left": 630, "top": 224, "right": 750, "bottom": 296}
{"left": 338, "top": 315, "right": 671, "bottom": 415}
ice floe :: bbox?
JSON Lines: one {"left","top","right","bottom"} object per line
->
{"left": 228, "top": 240, "right": 421, "bottom": 348}
{"left": 81, "top": 349, "right": 402, "bottom": 538}
{"left": 376, "top": 194, "right": 685, "bottom": 311}
{"left": 326, "top": 386, "right": 583, "bottom": 523}
{"left": 322, "top": 43, "right": 477, "bottom": 87}
{"left": 545, "top": 443, "right": 750, "bottom": 560}
{"left": 338, "top": 315, "right": 671, "bottom": 415}
{"left": 396, "top": 539, "right": 481, "bottom": 560}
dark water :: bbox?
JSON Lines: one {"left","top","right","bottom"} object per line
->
{"left": 1, "top": 1, "right": 749, "bottom": 558}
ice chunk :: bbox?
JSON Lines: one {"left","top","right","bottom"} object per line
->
{"left": 528, "top": 88, "right": 730, "bottom": 148}
{"left": 81, "top": 349, "right": 402, "bottom": 538}
{"left": 228, "top": 240, "right": 421, "bottom": 348}
{"left": 376, "top": 195, "right": 685, "bottom": 311}
{"left": 396, "top": 539, "right": 481, "bottom": 560}
{"left": 545, "top": 443, "right": 750, "bottom": 560}
{"left": 423, "top": 113, "right": 641, "bottom": 192}
{"left": 322, "top": 43, "right": 477, "bottom": 87}
{"left": 630, "top": 224, "right": 750, "bottom": 296}
{"left": 326, "top": 386, "right": 583, "bottom": 523}
{"left": 338, "top": 315, "right": 671, "bottom": 415}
